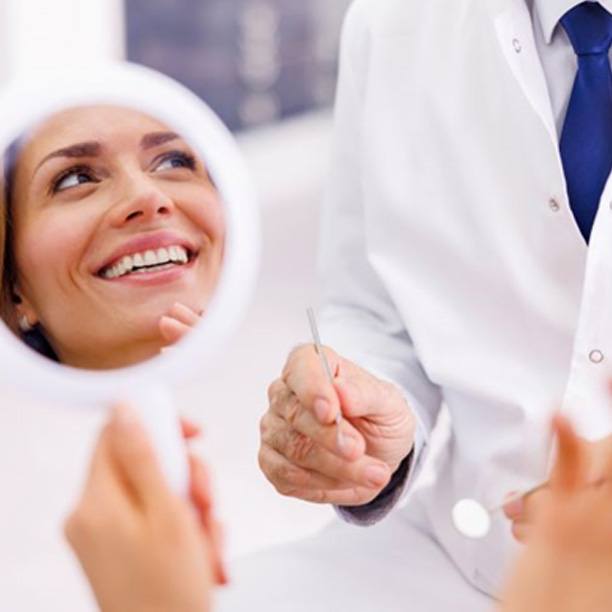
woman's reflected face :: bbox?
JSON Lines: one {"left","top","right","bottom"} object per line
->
{"left": 10, "top": 105, "right": 225, "bottom": 369}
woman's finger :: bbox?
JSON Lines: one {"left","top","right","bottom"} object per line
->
{"left": 189, "top": 454, "right": 228, "bottom": 585}
{"left": 211, "top": 518, "right": 229, "bottom": 585}
{"left": 168, "top": 302, "right": 202, "bottom": 327}
{"left": 180, "top": 418, "right": 202, "bottom": 440}
{"left": 159, "top": 316, "right": 192, "bottom": 345}
{"left": 550, "top": 414, "right": 586, "bottom": 494}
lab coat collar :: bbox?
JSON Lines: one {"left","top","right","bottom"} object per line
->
{"left": 534, "top": 0, "right": 612, "bottom": 44}
{"left": 490, "top": 0, "right": 557, "bottom": 144}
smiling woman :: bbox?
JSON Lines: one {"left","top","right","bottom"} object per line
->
{"left": 1, "top": 104, "right": 226, "bottom": 370}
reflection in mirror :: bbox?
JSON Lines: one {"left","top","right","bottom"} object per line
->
{"left": 1, "top": 105, "right": 225, "bottom": 370}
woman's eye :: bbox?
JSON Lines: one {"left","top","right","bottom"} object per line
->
{"left": 154, "top": 152, "right": 196, "bottom": 173}
{"left": 53, "top": 170, "right": 95, "bottom": 193}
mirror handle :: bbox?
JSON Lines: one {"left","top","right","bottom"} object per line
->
{"left": 123, "top": 386, "right": 189, "bottom": 496}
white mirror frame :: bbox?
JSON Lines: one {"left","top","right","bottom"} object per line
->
{"left": 0, "top": 61, "right": 259, "bottom": 401}
{"left": 0, "top": 62, "right": 260, "bottom": 491}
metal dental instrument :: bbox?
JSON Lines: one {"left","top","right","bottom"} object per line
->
{"left": 306, "top": 308, "right": 342, "bottom": 432}
{"left": 453, "top": 479, "right": 549, "bottom": 539}
{"left": 486, "top": 480, "right": 549, "bottom": 514}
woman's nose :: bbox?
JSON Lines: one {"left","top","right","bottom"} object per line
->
{"left": 109, "top": 182, "right": 175, "bottom": 228}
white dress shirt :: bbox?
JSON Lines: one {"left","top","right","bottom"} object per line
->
{"left": 533, "top": 0, "right": 612, "bottom": 135}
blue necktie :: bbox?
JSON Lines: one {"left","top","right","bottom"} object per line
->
{"left": 560, "top": 1, "right": 612, "bottom": 242}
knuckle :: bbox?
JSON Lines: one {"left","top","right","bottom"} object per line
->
{"left": 284, "top": 394, "right": 302, "bottom": 427}
{"left": 272, "top": 464, "right": 302, "bottom": 497}
{"left": 282, "top": 344, "right": 311, "bottom": 381}
{"left": 258, "top": 446, "right": 272, "bottom": 477}
{"left": 258, "top": 446, "right": 302, "bottom": 497}
{"left": 267, "top": 379, "right": 284, "bottom": 403}
{"left": 259, "top": 414, "right": 270, "bottom": 440}
{"left": 275, "top": 481, "right": 297, "bottom": 497}
{"left": 308, "top": 489, "right": 330, "bottom": 504}
{"left": 64, "top": 503, "right": 106, "bottom": 544}
{"left": 286, "top": 430, "right": 316, "bottom": 464}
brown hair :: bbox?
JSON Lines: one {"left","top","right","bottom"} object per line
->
{"left": 1, "top": 144, "right": 18, "bottom": 334}
{"left": 1, "top": 143, "right": 58, "bottom": 360}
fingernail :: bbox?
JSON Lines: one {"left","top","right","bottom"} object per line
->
{"left": 338, "top": 432, "right": 356, "bottom": 457}
{"left": 313, "top": 399, "right": 329, "bottom": 423}
{"left": 364, "top": 465, "right": 389, "bottom": 488}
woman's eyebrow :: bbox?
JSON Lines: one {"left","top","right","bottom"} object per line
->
{"left": 32, "top": 132, "right": 180, "bottom": 178}
{"left": 34, "top": 141, "right": 102, "bottom": 174}
{"left": 140, "top": 131, "right": 179, "bottom": 149}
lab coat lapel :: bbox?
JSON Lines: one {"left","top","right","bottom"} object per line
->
{"left": 491, "top": 0, "right": 557, "bottom": 145}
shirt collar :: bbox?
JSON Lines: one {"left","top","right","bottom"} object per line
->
{"left": 533, "top": 0, "right": 612, "bottom": 44}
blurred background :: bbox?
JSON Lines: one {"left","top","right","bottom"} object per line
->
{"left": 0, "top": 1, "right": 353, "bottom": 610}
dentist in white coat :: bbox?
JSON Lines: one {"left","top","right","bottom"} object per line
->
{"left": 219, "top": 0, "right": 612, "bottom": 610}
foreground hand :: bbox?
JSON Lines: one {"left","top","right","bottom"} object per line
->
{"left": 259, "top": 345, "right": 416, "bottom": 507}
{"left": 501, "top": 415, "right": 612, "bottom": 612}
{"left": 504, "top": 432, "right": 612, "bottom": 542}
{"left": 159, "top": 302, "right": 203, "bottom": 346}
{"left": 65, "top": 404, "right": 227, "bottom": 612}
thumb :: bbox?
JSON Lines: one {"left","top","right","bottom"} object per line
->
{"left": 334, "top": 362, "right": 396, "bottom": 419}
{"left": 107, "top": 403, "right": 171, "bottom": 509}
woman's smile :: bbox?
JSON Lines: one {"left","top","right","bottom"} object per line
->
{"left": 94, "top": 230, "right": 199, "bottom": 282}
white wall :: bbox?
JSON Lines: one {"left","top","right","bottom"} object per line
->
{"left": 2, "top": 0, "right": 124, "bottom": 82}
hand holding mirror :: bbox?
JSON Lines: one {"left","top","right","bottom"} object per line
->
{"left": 0, "top": 62, "right": 260, "bottom": 493}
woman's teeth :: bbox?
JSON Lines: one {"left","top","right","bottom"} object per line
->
{"left": 102, "top": 245, "right": 190, "bottom": 279}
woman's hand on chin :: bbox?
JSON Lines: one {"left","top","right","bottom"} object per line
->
{"left": 64, "top": 404, "right": 227, "bottom": 612}
{"left": 159, "top": 302, "right": 203, "bottom": 346}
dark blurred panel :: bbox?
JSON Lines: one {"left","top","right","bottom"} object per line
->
{"left": 125, "top": 0, "right": 352, "bottom": 131}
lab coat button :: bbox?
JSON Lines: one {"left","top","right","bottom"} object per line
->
{"left": 548, "top": 198, "right": 560, "bottom": 212}
{"left": 589, "top": 350, "right": 604, "bottom": 364}
{"left": 512, "top": 38, "right": 522, "bottom": 53}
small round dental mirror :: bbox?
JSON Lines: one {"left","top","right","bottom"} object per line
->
{"left": 0, "top": 62, "right": 260, "bottom": 494}
{"left": 452, "top": 499, "right": 491, "bottom": 539}
{"left": 452, "top": 480, "right": 547, "bottom": 539}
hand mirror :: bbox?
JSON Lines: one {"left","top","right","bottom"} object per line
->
{"left": 0, "top": 62, "right": 260, "bottom": 493}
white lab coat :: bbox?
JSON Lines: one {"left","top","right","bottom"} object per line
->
{"left": 319, "top": 0, "right": 612, "bottom": 597}
{"left": 220, "top": 0, "right": 612, "bottom": 608}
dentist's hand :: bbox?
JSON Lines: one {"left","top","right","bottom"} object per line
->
{"left": 159, "top": 302, "right": 203, "bottom": 346}
{"left": 65, "top": 404, "right": 227, "bottom": 612}
{"left": 259, "top": 345, "right": 416, "bottom": 506}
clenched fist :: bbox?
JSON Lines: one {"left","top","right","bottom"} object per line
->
{"left": 259, "top": 345, "right": 416, "bottom": 507}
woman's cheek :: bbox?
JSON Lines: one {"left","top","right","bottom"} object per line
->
{"left": 16, "top": 210, "right": 94, "bottom": 290}
{"left": 176, "top": 185, "right": 225, "bottom": 243}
